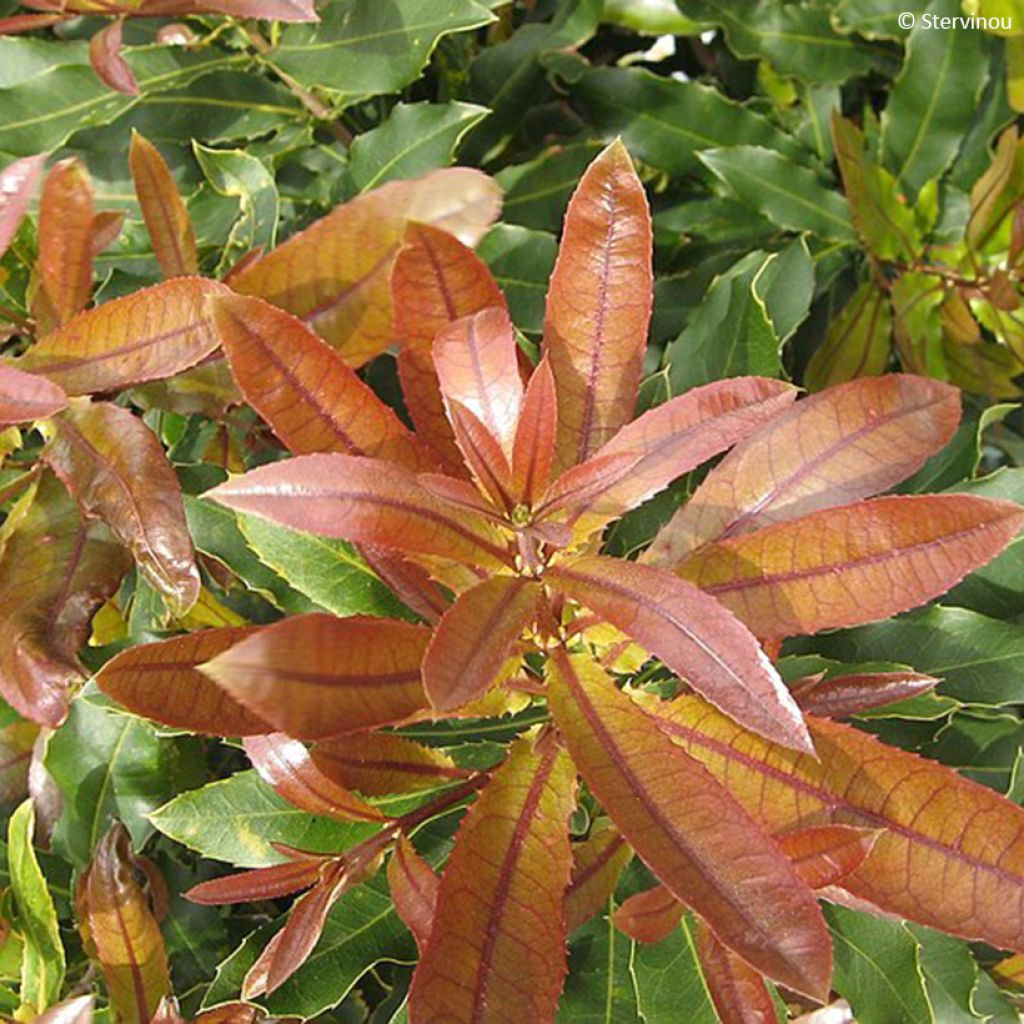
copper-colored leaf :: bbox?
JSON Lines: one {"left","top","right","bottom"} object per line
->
{"left": 678, "top": 494, "right": 1024, "bottom": 639}
{"left": 96, "top": 627, "right": 270, "bottom": 736}
{"left": 543, "top": 140, "right": 653, "bottom": 471}
{"left": 89, "top": 19, "right": 138, "bottom": 96}
{"left": 36, "top": 158, "right": 94, "bottom": 330}
{"left": 545, "top": 649, "right": 831, "bottom": 1001}
{"left": 388, "top": 836, "right": 439, "bottom": 951}
{"left": 77, "top": 823, "right": 171, "bottom": 1024}
{"left": 129, "top": 131, "right": 197, "bottom": 277}
{"left": 543, "top": 377, "right": 796, "bottom": 535}
{"left": 565, "top": 822, "right": 632, "bottom": 932}
{"left": 398, "top": 348, "right": 465, "bottom": 476}
{"left": 408, "top": 737, "right": 576, "bottom": 1023}
{"left": 992, "top": 952, "right": 1024, "bottom": 989}
{"left": 791, "top": 669, "right": 939, "bottom": 718}
{"left": 422, "top": 575, "right": 539, "bottom": 712}
{"left": 446, "top": 400, "right": 513, "bottom": 507}
{"left": 208, "top": 453, "right": 510, "bottom": 569}
{"left": 655, "top": 695, "right": 1024, "bottom": 952}
{"left": 244, "top": 733, "right": 384, "bottom": 822}
{"left": 695, "top": 917, "right": 778, "bottom": 1024}
{"left": 212, "top": 292, "right": 431, "bottom": 471}
{"left": 434, "top": 308, "right": 522, "bottom": 455}
{"left": 200, "top": 613, "right": 431, "bottom": 740}
{"left": 231, "top": 169, "right": 501, "bottom": 366}
{"left": 0, "top": 721, "right": 38, "bottom": 805}
{"left": 200, "top": 0, "right": 316, "bottom": 21}
{"left": 358, "top": 546, "right": 450, "bottom": 624}
{"left": 90, "top": 210, "right": 123, "bottom": 256}
{"left": 777, "top": 825, "right": 879, "bottom": 890}
{"left": 646, "top": 375, "right": 962, "bottom": 567}
{"left": 45, "top": 399, "right": 200, "bottom": 614}
{"left": 186, "top": 859, "right": 323, "bottom": 906}
{"left": 34, "top": 995, "right": 95, "bottom": 1024}
{"left": 548, "top": 555, "right": 812, "bottom": 753}
{"left": 0, "top": 154, "right": 45, "bottom": 259}
{"left": 16, "top": 277, "right": 229, "bottom": 395}
{"left": 0, "top": 475, "right": 130, "bottom": 725}
{"left": 613, "top": 885, "right": 683, "bottom": 944}
{"left": 510, "top": 359, "right": 558, "bottom": 506}
{"left": 311, "top": 733, "right": 467, "bottom": 796}
{"left": 0, "top": 362, "right": 67, "bottom": 425}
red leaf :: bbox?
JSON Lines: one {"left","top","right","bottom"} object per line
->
{"left": 434, "top": 308, "right": 523, "bottom": 455}
{"left": 358, "top": 546, "right": 451, "bottom": 624}
{"left": 422, "top": 575, "right": 540, "bottom": 711}
{"left": 446, "top": 400, "right": 513, "bottom": 508}
{"left": 199, "top": 0, "right": 316, "bottom": 20}
{"left": 0, "top": 153, "right": 45, "bottom": 260}
{"left": 129, "top": 130, "right": 197, "bottom": 277}
{"left": 547, "top": 555, "right": 812, "bottom": 753}
{"left": 408, "top": 737, "right": 577, "bottom": 1023}
{"left": 679, "top": 494, "right": 1024, "bottom": 639}
{"left": 89, "top": 19, "right": 139, "bottom": 96}
{"left": 90, "top": 210, "right": 123, "bottom": 256}
{"left": 16, "top": 277, "right": 229, "bottom": 395}
{"left": 510, "top": 359, "right": 558, "bottom": 506}
{"left": 96, "top": 627, "right": 271, "bottom": 736}
{"left": 646, "top": 375, "right": 962, "bottom": 567}
{"left": 398, "top": 349, "right": 465, "bottom": 476}
{"left": 244, "top": 733, "right": 384, "bottom": 822}
{"left": 0, "top": 362, "right": 67, "bottom": 425}
{"left": 613, "top": 885, "right": 683, "bottom": 944}
{"left": 565, "top": 822, "right": 631, "bottom": 932}
{"left": 792, "top": 669, "right": 939, "bottom": 718}
{"left": 543, "top": 140, "right": 653, "bottom": 471}
{"left": 778, "top": 825, "right": 880, "bottom": 890}
{"left": 388, "top": 836, "right": 439, "bottom": 951}
{"left": 545, "top": 649, "right": 831, "bottom": 1001}
{"left": 207, "top": 453, "right": 510, "bottom": 569}
{"left": 186, "top": 859, "right": 323, "bottom": 906}
{"left": 199, "top": 613, "right": 431, "bottom": 740}
{"left": 695, "top": 917, "right": 778, "bottom": 1024}
{"left": 45, "top": 400, "right": 200, "bottom": 615}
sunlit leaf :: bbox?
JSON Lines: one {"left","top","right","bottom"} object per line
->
{"left": 565, "top": 822, "right": 631, "bottom": 933}
{"left": 387, "top": 836, "right": 438, "bottom": 951}
{"left": 613, "top": 885, "right": 683, "bottom": 944}
{"left": 694, "top": 916, "right": 778, "bottom": 1024}
{"left": 0, "top": 363, "right": 67, "bottom": 425}
{"left": 0, "top": 153, "right": 45, "bottom": 259}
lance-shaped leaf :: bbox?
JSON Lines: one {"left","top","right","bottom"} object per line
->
{"left": 511, "top": 359, "right": 558, "bottom": 506}
{"left": 791, "top": 670, "right": 939, "bottom": 719}
{"left": 777, "top": 826, "right": 879, "bottom": 890}
{"left": 678, "top": 495, "right": 1024, "bottom": 639}
{"left": 433, "top": 308, "right": 523, "bottom": 455}
{"left": 36, "top": 158, "right": 94, "bottom": 330}
{"left": 548, "top": 556, "right": 812, "bottom": 753}
{"left": 543, "top": 140, "right": 653, "bottom": 471}
{"left": 96, "top": 627, "right": 271, "bottom": 736}
{"left": 15, "top": 277, "right": 229, "bottom": 395}
{"left": 542, "top": 377, "right": 797, "bottom": 534}
{"left": 655, "top": 695, "right": 1024, "bottom": 953}
{"left": 0, "top": 363, "right": 67, "bottom": 425}
{"left": 45, "top": 400, "right": 200, "bottom": 615}
{"left": 312, "top": 733, "right": 467, "bottom": 796}
{"left": 645, "top": 375, "right": 962, "bottom": 566}
{"left": 423, "top": 575, "right": 540, "bottom": 712}
{"left": 89, "top": 19, "right": 138, "bottom": 97}
{"left": 77, "top": 823, "right": 171, "bottom": 1024}
{"left": 388, "top": 836, "right": 439, "bottom": 951}
{"left": 565, "top": 822, "right": 632, "bottom": 932}
{"left": 393, "top": 222, "right": 506, "bottom": 475}
{"left": 186, "top": 858, "right": 323, "bottom": 906}
{"left": 208, "top": 454, "right": 510, "bottom": 570}
{"left": 408, "top": 737, "right": 576, "bottom": 1023}
{"left": 613, "top": 885, "right": 683, "bottom": 944}
{"left": 200, "top": 613, "right": 431, "bottom": 740}
{"left": 0, "top": 154, "right": 45, "bottom": 260}
{"left": 695, "top": 917, "right": 778, "bottom": 1024}
{"left": 231, "top": 168, "right": 501, "bottom": 366}
{"left": 545, "top": 650, "right": 831, "bottom": 1001}
{"left": 129, "top": 131, "right": 197, "bottom": 277}
{"left": 0, "top": 476, "right": 130, "bottom": 726}
{"left": 244, "top": 733, "right": 383, "bottom": 823}
{"left": 213, "top": 293, "right": 431, "bottom": 471}
{"left": 447, "top": 400, "right": 513, "bottom": 508}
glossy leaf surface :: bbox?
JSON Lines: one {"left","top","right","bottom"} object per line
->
{"left": 388, "top": 836, "right": 439, "bottom": 951}
{"left": 695, "top": 917, "right": 778, "bottom": 1024}
{"left": 0, "top": 153, "right": 45, "bottom": 259}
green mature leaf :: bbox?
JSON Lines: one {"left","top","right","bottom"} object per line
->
{"left": 880, "top": 0, "right": 990, "bottom": 195}
{"left": 150, "top": 770, "right": 429, "bottom": 868}
{"left": 347, "top": 102, "right": 489, "bottom": 193}
{"left": 789, "top": 605, "right": 1024, "bottom": 706}
{"left": 236, "top": 512, "right": 410, "bottom": 619}
{"left": 8, "top": 801, "right": 64, "bottom": 1014}
{"left": 44, "top": 698, "right": 184, "bottom": 869}
{"left": 677, "top": 0, "right": 878, "bottom": 82}
{"left": 602, "top": 0, "right": 697, "bottom": 33}
{"left": 271, "top": 0, "right": 495, "bottom": 104}
{"left": 831, "top": 0, "right": 916, "bottom": 40}
{"left": 477, "top": 224, "right": 557, "bottom": 334}
{"left": 806, "top": 282, "right": 892, "bottom": 391}
{"left": 910, "top": 924, "right": 990, "bottom": 1022}
{"left": 497, "top": 142, "right": 604, "bottom": 231}
{"left": 699, "top": 146, "right": 856, "bottom": 243}
{"left": 825, "top": 905, "right": 932, "bottom": 1024}
{"left": 632, "top": 915, "right": 718, "bottom": 1023}
{"left": 575, "top": 67, "right": 806, "bottom": 176}
{"left": 557, "top": 910, "right": 639, "bottom": 1022}
{"left": 203, "top": 875, "right": 414, "bottom": 1019}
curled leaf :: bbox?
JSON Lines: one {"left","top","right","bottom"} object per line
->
{"left": 0, "top": 363, "right": 67, "bottom": 425}
{"left": 89, "top": 19, "right": 139, "bottom": 97}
